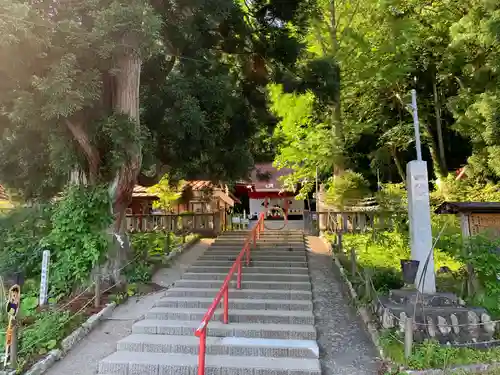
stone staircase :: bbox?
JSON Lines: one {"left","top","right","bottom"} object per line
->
{"left": 98, "top": 229, "right": 321, "bottom": 375}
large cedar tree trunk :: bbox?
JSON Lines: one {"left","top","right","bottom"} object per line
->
{"left": 106, "top": 50, "right": 143, "bottom": 284}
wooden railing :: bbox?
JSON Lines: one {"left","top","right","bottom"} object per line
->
{"left": 304, "top": 210, "right": 403, "bottom": 234}
{"left": 126, "top": 212, "right": 228, "bottom": 235}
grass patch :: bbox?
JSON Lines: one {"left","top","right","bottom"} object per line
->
{"left": 326, "top": 231, "right": 463, "bottom": 294}
{"left": 326, "top": 229, "right": 500, "bottom": 371}
{"left": 381, "top": 331, "right": 500, "bottom": 371}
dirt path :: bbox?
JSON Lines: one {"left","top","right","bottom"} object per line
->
{"left": 307, "top": 236, "right": 381, "bottom": 375}
{"left": 43, "top": 239, "right": 213, "bottom": 375}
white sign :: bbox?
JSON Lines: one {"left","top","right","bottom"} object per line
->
{"left": 232, "top": 217, "right": 241, "bottom": 224}
{"left": 265, "top": 183, "right": 274, "bottom": 189}
{"left": 39, "top": 250, "right": 50, "bottom": 306}
{"left": 242, "top": 219, "right": 249, "bottom": 225}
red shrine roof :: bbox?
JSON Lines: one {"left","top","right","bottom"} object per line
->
{"left": 237, "top": 163, "right": 295, "bottom": 192}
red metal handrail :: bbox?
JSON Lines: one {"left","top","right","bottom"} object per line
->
{"left": 194, "top": 212, "right": 265, "bottom": 375}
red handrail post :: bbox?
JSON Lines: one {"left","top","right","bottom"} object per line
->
{"left": 198, "top": 329, "right": 207, "bottom": 375}
{"left": 237, "top": 259, "right": 242, "bottom": 289}
{"left": 245, "top": 244, "right": 250, "bottom": 266}
{"left": 223, "top": 287, "right": 229, "bottom": 324}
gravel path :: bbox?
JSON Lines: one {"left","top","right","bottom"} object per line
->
{"left": 307, "top": 236, "right": 381, "bottom": 375}
{"left": 44, "top": 239, "right": 213, "bottom": 375}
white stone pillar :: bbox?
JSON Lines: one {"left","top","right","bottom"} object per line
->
{"left": 406, "top": 160, "right": 436, "bottom": 293}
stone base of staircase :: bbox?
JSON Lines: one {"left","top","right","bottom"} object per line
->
{"left": 97, "top": 230, "right": 321, "bottom": 375}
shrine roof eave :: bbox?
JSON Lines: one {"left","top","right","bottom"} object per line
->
{"left": 435, "top": 201, "right": 500, "bottom": 215}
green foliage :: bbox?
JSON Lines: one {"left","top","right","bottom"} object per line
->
{"left": 0, "top": 204, "right": 53, "bottom": 278}
{"left": 338, "top": 230, "right": 462, "bottom": 292}
{"left": 146, "top": 175, "right": 182, "bottom": 210}
{"left": 324, "top": 170, "right": 370, "bottom": 208}
{"left": 125, "top": 262, "right": 154, "bottom": 284}
{"left": 46, "top": 186, "right": 112, "bottom": 294}
{"left": 269, "top": 80, "right": 341, "bottom": 198}
{"left": 375, "top": 183, "right": 408, "bottom": 212}
{"left": 380, "top": 334, "right": 500, "bottom": 370}
{"left": 19, "top": 310, "right": 71, "bottom": 358}
{"left": 130, "top": 232, "right": 179, "bottom": 257}
{"left": 433, "top": 175, "right": 500, "bottom": 204}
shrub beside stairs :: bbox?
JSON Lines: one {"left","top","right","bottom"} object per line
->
{"left": 98, "top": 229, "right": 321, "bottom": 375}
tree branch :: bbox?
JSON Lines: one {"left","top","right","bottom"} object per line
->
{"left": 137, "top": 164, "right": 170, "bottom": 187}
{"left": 65, "top": 119, "right": 100, "bottom": 184}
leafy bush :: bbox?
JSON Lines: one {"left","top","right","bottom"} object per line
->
{"left": 432, "top": 175, "right": 500, "bottom": 204}
{"left": 325, "top": 170, "right": 370, "bottom": 208}
{"left": 45, "top": 185, "right": 112, "bottom": 295}
{"left": 130, "top": 232, "right": 175, "bottom": 258}
{"left": 0, "top": 204, "right": 53, "bottom": 279}
{"left": 375, "top": 182, "right": 407, "bottom": 211}
{"left": 125, "top": 262, "right": 154, "bottom": 284}
{"left": 338, "top": 230, "right": 462, "bottom": 293}
{"left": 146, "top": 174, "right": 182, "bottom": 210}
{"left": 19, "top": 310, "right": 71, "bottom": 357}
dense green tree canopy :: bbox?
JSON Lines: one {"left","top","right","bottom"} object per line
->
{"left": 1, "top": 0, "right": 499, "bottom": 205}
{"left": 269, "top": 0, "right": 500, "bottom": 196}
{"left": 0, "top": 0, "right": 313, "bottom": 202}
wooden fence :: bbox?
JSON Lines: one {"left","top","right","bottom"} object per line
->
{"left": 304, "top": 210, "right": 403, "bottom": 235}
{"left": 126, "top": 212, "right": 228, "bottom": 236}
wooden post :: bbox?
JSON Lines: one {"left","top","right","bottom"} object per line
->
{"left": 459, "top": 213, "right": 475, "bottom": 297}
{"left": 342, "top": 213, "right": 348, "bottom": 233}
{"left": 350, "top": 248, "right": 357, "bottom": 275}
{"left": 337, "top": 233, "right": 343, "bottom": 253}
{"left": 165, "top": 232, "right": 171, "bottom": 255}
{"left": 10, "top": 322, "right": 17, "bottom": 367}
{"left": 404, "top": 317, "right": 413, "bottom": 359}
{"left": 359, "top": 213, "right": 366, "bottom": 232}
{"left": 364, "top": 268, "right": 371, "bottom": 300}
{"left": 94, "top": 274, "right": 101, "bottom": 308}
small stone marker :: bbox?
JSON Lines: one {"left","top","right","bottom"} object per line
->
{"left": 39, "top": 250, "right": 50, "bottom": 306}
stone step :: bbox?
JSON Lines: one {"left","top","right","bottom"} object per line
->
{"left": 220, "top": 233, "right": 303, "bottom": 237}
{"left": 197, "top": 254, "right": 307, "bottom": 262}
{"left": 194, "top": 260, "right": 308, "bottom": 267}
{"left": 206, "top": 247, "right": 305, "bottom": 252}
{"left": 208, "top": 248, "right": 305, "bottom": 253}
{"left": 173, "top": 279, "right": 311, "bottom": 290}
{"left": 155, "top": 296, "right": 313, "bottom": 311}
{"left": 204, "top": 248, "right": 306, "bottom": 254}
{"left": 145, "top": 307, "right": 314, "bottom": 325}
{"left": 218, "top": 236, "right": 304, "bottom": 241}
{"left": 224, "top": 232, "right": 302, "bottom": 235}
{"left": 164, "top": 288, "right": 312, "bottom": 300}
{"left": 117, "top": 334, "right": 319, "bottom": 358}
{"left": 208, "top": 247, "right": 305, "bottom": 252}
{"left": 214, "top": 241, "right": 304, "bottom": 246}
{"left": 132, "top": 320, "right": 317, "bottom": 340}
{"left": 181, "top": 272, "right": 310, "bottom": 282}
{"left": 215, "top": 235, "right": 303, "bottom": 239}
{"left": 202, "top": 253, "right": 307, "bottom": 259}
{"left": 202, "top": 252, "right": 306, "bottom": 259}
{"left": 99, "top": 351, "right": 321, "bottom": 375}
{"left": 188, "top": 266, "right": 309, "bottom": 275}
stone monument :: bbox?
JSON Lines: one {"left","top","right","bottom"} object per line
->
{"left": 374, "top": 90, "right": 495, "bottom": 345}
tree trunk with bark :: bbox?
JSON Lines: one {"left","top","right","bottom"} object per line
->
{"left": 329, "top": 0, "right": 344, "bottom": 177}
{"left": 392, "top": 148, "right": 406, "bottom": 182}
{"left": 433, "top": 76, "right": 447, "bottom": 176}
{"left": 105, "top": 47, "right": 143, "bottom": 285}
